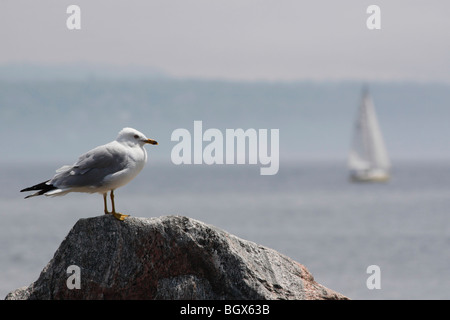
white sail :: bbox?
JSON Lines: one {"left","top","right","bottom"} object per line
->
{"left": 348, "top": 89, "right": 390, "bottom": 182}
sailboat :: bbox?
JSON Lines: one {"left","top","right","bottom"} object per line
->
{"left": 348, "top": 88, "right": 391, "bottom": 182}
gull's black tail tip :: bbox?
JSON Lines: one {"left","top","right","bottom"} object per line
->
{"left": 20, "top": 180, "right": 56, "bottom": 198}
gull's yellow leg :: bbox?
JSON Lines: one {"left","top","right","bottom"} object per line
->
{"left": 110, "top": 190, "right": 129, "bottom": 221}
{"left": 103, "top": 193, "right": 111, "bottom": 215}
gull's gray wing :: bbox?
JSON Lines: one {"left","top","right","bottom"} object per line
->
{"left": 50, "top": 143, "right": 128, "bottom": 188}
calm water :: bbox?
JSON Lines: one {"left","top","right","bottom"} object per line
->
{"left": 1, "top": 160, "right": 449, "bottom": 299}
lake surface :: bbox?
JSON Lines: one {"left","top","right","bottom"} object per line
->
{"left": 1, "top": 160, "right": 449, "bottom": 299}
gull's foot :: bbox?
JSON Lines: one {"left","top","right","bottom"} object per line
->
{"left": 112, "top": 212, "right": 129, "bottom": 221}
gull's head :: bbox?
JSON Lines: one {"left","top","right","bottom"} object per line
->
{"left": 116, "top": 128, "right": 158, "bottom": 147}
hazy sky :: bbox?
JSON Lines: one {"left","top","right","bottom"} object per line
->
{"left": 1, "top": 0, "right": 450, "bottom": 82}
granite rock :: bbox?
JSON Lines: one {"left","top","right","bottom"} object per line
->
{"left": 6, "top": 215, "right": 348, "bottom": 300}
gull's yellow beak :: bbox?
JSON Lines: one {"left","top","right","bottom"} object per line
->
{"left": 145, "top": 139, "right": 158, "bottom": 145}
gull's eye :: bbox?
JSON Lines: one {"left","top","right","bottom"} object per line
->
{"left": 134, "top": 134, "right": 139, "bottom": 139}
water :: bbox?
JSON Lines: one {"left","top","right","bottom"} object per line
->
{"left": 1, "top": 160, "right": 449, "bottom": 299}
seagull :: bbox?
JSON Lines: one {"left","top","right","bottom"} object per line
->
{"left": 20, "top": 128, "right": 158, "bottom": 221}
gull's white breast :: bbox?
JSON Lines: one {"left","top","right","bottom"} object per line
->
{"left": 101, "top": 142, "right": 148, "bottom": 192}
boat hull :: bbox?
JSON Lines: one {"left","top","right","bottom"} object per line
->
{"left": 350, "top": 170, "right": 390, "bottom": 183}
